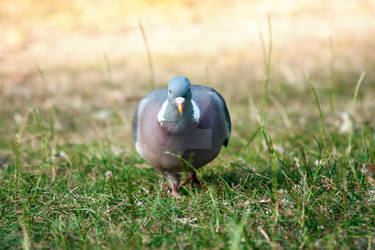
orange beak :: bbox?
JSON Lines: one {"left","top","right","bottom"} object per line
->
{"left": 177, "top": 103, "right": 184, "bottom": 115}
{"left": 175, "top": 97, "right": 185, "bottom": 115}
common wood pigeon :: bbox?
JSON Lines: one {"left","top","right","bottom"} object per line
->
{"left": 132, "top": 76, "right": 231, "bottom": 197}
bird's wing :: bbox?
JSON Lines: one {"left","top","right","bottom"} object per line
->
{"left": 192, "top": 85, "right": 231, "bottom": 147}
{"left": 209, "top": 88, "right": 231, "bottom": 147}
{"left": 132, "top": 88, "right": 167, "bottom": 148}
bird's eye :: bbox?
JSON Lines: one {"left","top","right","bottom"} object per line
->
{"left": 188, "top": 88, "right": 191, "bottom": 92}
{"left": 168, "top": 89, "right": 171, "bottom": 93}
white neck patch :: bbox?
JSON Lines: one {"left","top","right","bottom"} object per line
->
{"left": 157, "top": 100, "right": 168, "bottom": 122}
{"left": 157, "top": 100, "right": 200, "bottom": 123}
{"left": 191, "top": 100, "right": 200, "bottom": 122}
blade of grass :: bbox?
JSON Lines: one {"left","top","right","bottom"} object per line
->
{"left": 360, "top": 128, "right": 369, "bottom": 186}
{"left": 351, "top": 72, "right": 366, "bottom": 116}
{"left": 347, "top": 72, "right": 366, "bottom": 154}
{"left": 261, "top": 128, "right": 279, "bottom": 229}
{"left": 299, "top": 173, "right": 307, "bottom": 228}
{"left": 229, "top": 210, "right": 250, "bottom": 250}
{"left": 33, "top": 108, "right": 49, "bottom": 190}
{"left": 13, "top": 111, "right": 29, "bottom": 190}
{"left": 20, "top": 218, "right": 30, "bottom": 250}
{"left": 329, "top": 36, "right": 335, "bottom": 113}
{"left": 305, "top": 70, "right": 327, "bottom": 139}
{"left": 103, "top": 52, "right": 115, "bottom": 86}
{"left": 312, "top": 136, "right": 323, "bottom": 185}
{"left": 249, "top": 98, "right": 279, "bottom": 227}
{"left": 34, "top": 63, "right": 47, "bottom": 85}
{"left": 209, "top": 189, "right": 220, "bottom": 232}
{"left": 257, "top": 15, "right": 272, "bottom": 125}
{"left": 138, "top": 19, "right": 155, "bottom": 90}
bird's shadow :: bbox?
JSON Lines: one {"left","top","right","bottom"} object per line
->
{"left": 191, "top": 164, "right": 275, "bottom": 194}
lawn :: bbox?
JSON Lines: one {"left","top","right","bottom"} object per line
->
{"left": 1, "top": 0, "right": 375, "bottom": 249}
{"left": 1, "top": 71, "right": 374, "bottom": 248}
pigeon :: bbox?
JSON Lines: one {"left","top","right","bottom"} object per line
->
{"left": 132, "top": 76, "right": 231, "bottom": 197}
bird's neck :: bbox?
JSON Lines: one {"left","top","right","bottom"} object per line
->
{"left": 157, "top": 99, "right": 200, "bottom": 130}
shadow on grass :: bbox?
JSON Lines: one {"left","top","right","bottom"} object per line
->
{"left": 196, "top": 159, "right": 307, "bottom": 195}
{"left": 199, "top": 163, "right": 273, "bottom": 193}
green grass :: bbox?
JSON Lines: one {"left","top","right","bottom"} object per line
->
{"left": 1, "top": 130, "right": 375, "bottom": 249}
{"left": 1, "top": 38, "right": 375, "bottom": 247}
{"left": 1, "top": 87, "right": 375, "bottom": 249}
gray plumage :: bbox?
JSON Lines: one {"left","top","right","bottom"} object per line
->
{"left": 132, "top": 76, "right": 231, "bottom": 196}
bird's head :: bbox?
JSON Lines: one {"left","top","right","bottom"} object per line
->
{"left": 167, "top": 76, "right": 192, "bottom": 115}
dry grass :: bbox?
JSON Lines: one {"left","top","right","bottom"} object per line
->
{"left": 1, "top": 0, "right": 375, "bottom": 144}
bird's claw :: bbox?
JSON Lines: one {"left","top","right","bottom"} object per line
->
{"left": 178, "top": 171, "right": 201, "bottom": 192}
{"left": 170, "top": 184, "right": 181, "bottom": 198}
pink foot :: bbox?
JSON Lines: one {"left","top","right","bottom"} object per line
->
{"left": 171, "top": 184, "right": 181, "bottom": 198}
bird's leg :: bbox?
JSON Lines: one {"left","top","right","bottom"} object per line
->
{"left": 177, "top": 178, "right": 189, "bottom": 189}
{"left": 190, "top": 171, "right": 202, "bottom": 191}
{"left": 178, "top": 171, "right": 201, "bottom": 191}
{"left": 164, "top": 171, "right": 181, "bottom": 198}
{"left": 177, "top": 171, "right": 194, "bottom": 189}
{"left": 171, "top": 184, "right": 181, "bottom": 198}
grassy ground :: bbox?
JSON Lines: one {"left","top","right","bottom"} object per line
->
{"left": 1, "top": 69, "right": 375, "bottom": 248}
{"left": 1, "top": 0, "right": 375, "bottom": 249}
